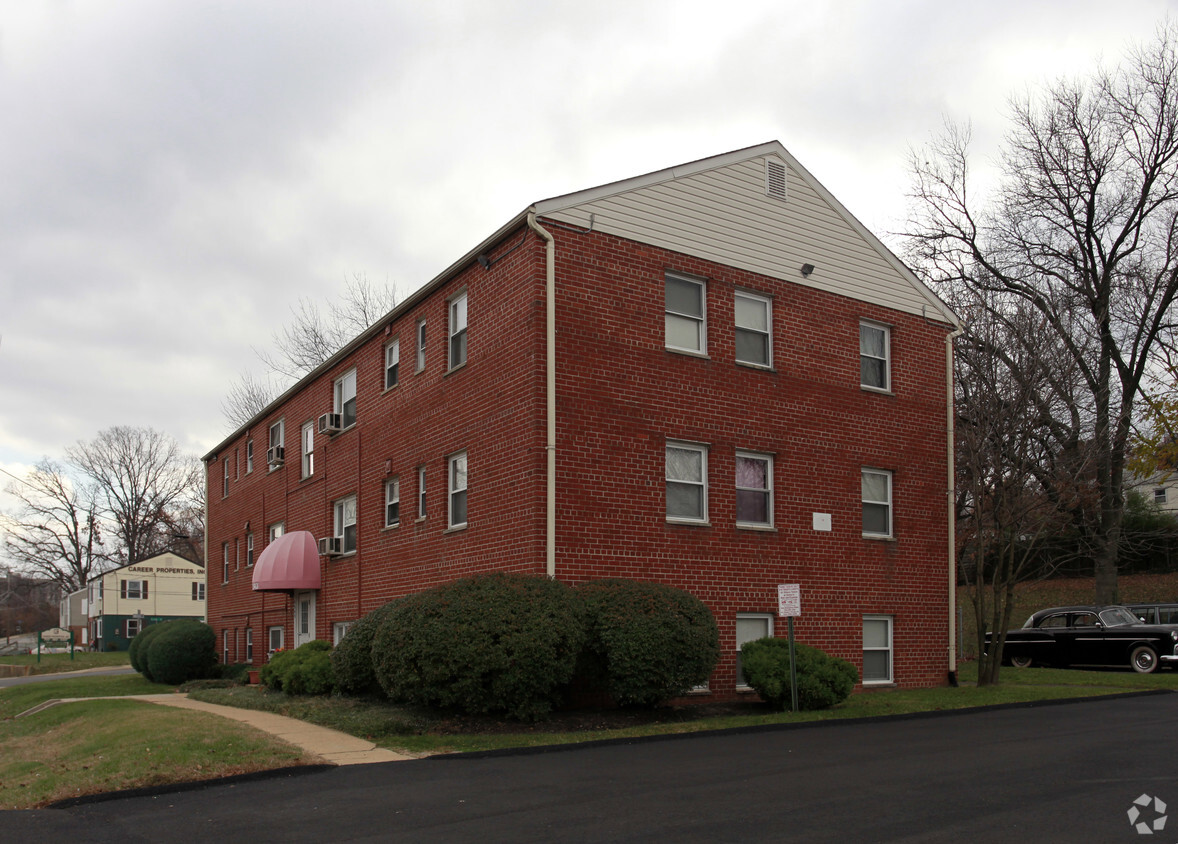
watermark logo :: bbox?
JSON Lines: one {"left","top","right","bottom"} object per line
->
{"left": 1128, "top": 794, "right": 1167, "bottom": 835}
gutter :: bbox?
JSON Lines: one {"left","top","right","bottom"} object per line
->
{"left": 527, "top": 213, "right": 557, "bottom": 579}
{"left": 946, "top": 324, "right": 965, "bottom": 685}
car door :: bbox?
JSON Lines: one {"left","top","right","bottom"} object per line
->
{"left": 1060, "top": 611, "right": 1105, "bottom": 666}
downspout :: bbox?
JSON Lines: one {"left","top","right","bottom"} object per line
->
{"left": 946, "top": 324, "right": 965, "bottom": 686}
{"left": 527, "top": 212, "right": 557, "bottom": 578}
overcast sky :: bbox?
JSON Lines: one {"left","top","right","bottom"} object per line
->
{"left": 1, "top": 0, "right": 1175, "bottom": 536}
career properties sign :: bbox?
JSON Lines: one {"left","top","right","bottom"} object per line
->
{"left": 777, "top": 584, "right": 801, "bottom": 618}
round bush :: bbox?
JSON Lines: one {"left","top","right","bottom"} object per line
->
{"left": 372, "top": 572, "right": 587, "bottom": 720}
{"left": 129, "top": 620, "right": 171, "bottom": 679}
{"left": 577, "top": 579, "right": 719, "bottom": 707}
{"left": 740, "top": 638, "right": 857, "bottom": 711}
{"left": 331, "top": 601, "right": 401, "bottom": 696}
{"left": 261, "top": 640, "right": 335, "bottom": 695}
{"left": 144, "top": 619, "right": 218, "bottom": 685}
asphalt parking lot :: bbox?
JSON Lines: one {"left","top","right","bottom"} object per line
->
{"left": 6, "top": 691, "right": 1177, "bottom": 842}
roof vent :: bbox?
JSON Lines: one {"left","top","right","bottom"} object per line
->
{"left": 765, "top": 159, "right": 787, "bottom": 201}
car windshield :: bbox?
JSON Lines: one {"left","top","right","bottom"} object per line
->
{"left": 1098, "top": 607, "right": 1140, "bottom": 627}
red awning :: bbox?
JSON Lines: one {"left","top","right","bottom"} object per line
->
{"left": 252, "top": 531, "right": 322, "bottom": 592}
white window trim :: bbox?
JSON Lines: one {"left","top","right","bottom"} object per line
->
{"left": 301, "top": 420, "right": 315, "bottom": 479}
{"left": 859, "top": 320, "right": 892, "bottom": 392}
{"left": 246, "top": 628, "right": 254, "bottom": 662}
{"left": 268, "top": 419, "right": 285, "bottom": 471}
{"left": 862, "top": 468, "right": 894, "bottom": 538}
{"left": 665, "top": 273, "right": 707, "bottom": 355}
{"left": 863, "top": 615, "right": 894, "bottom": 685}
{"left": 448, "top": 451, "right": 468, "bottom": 529}
{"left": 734, "top": 291, "right": 772, "bottom": 368}
{"left": 222, "top": 457, "right": 229, "bottom": 498}
{"left": 385, "top": 477, "right": 401, "bottom": 528}
{"left": 334, "top": 495, "right": 358, "bottom": 554}
{"left": 416, "top": 320, "right": 426, "bottom": 373}
{"left": 735, "top": 613, "right": 774, "bottom": 689}
{"left": 385, "top": 338, "right": 400, "bottom": 390}
{"left": 417, "top": 465, "right": 427, "bottom": 519}
{"left": 666, "top": 440, "right": 709, "bottom": 524}
{"left": 246, "top": 440, "right": 254, "bottom": 474}
{"left": 268, "top": 521, "right": 284, "bottom": 544}
{"left": 246, "top": 532, "right": 254, "bottom": 567}
{"left": 735, "top": 451, "right": 773, "bottom": 528}
{"left": 268, "top": 626, "right": 284, "bottom": 658}
{"left": 222, "top": 542, "right": 230, "bottom": 584}
{"left": 334, "top": 368, "right": 358, "bottom": 429}
{"left": 333, "top": 621, "right": 354, "bottom": 646}
{"left": 449, "top": 291, "right": 468, "bottom": 371}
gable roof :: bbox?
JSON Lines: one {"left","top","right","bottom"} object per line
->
{"left": 207, "top": 142, "right": 958, "bottom": 459}
{"left": 534, "top": 141, "right": 958, "bottom": 326}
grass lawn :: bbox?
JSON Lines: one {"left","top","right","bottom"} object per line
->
{"left": 0, "top": 675, "right": 318, "bottom": 809}
{"left": 0, "top": 651, "right": 131, "bottom": 675}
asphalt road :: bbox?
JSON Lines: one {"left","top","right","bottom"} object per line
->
{"left": 6, "top": 692, "right": 1177, "bottom": 843}
{"left": 0, "top": 665, "right": 136, "bottom": 688}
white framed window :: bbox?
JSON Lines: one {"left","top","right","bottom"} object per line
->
{"left": 222, "top": 542, "right": 230, "bottom": 584}
{"left": 301, "top": 421, "right": 315, "bottom": 478}
{"left": 736, "top": 613, "right": 774, "bottom": 688}
{"left": 735, "top": 452, "right": 773, "bottom": 527}
{"left": 862, "top": 468, "right": 893, "bottom": 537}
{"left": 863, "top": 615, "right": 893, "bottom": 684}
{"left": 665, "top": 273, "right": 706, "bottom": 354}
{"left": 268, "top": 419, "right": 285, "bottom": 469}
{"left": 860, "top": 321, "right": 891, "bottom": 391}
{"left": 334, "top": 368, "right": 357, "bottom": 428}
{"left": 666, "top": 441, "right": 708, "bottom": 523}
{"left": 385, "top": 338, "right": 400, "bottom": 389}
{"left": 223, "top": 630, "right": 230, "bottom": 665}
{"left": 448, "top": 451, "right": 468, "bottom": 528}
{"left": 222, "top": 457, "right": 230, "bottom": 498}
{"left": 192, "top": 581, "right": 205, "bottom": 601}
{"left": 385, "top": 477, "right": 400, "bottom": 527}
{"left": 268, "top": 626, "right": 284, "bottom": 657}
{"left": 1155, "top": 487, "right": 1167, "bottom": 504}
{"left": 235, "top": 537, "right": 240, "bottom": 571}
{"left": 449, "top": 292, "right": 468, "bottom": 370}
{"left": 417, "top": 465, "right": 427, "bottom": 518}
{"left": 734, "top": 292, "right": 771, "bottom": 367}
{"left": 269, "top": 521, "right": 284, "bottom": 543}
{"left": 246, "top": 532, "right": 254, "bottom": 567}
{"left": 126, "top": 618, "right": 142, "bottom": 638}
{"left": 246, "top": 440, "right": 254, "bottom": 474}
{"left": 120, "top": 580, "right": 147, "bottom": 599}
{"left": 416, "top": 319, "right": 426, "bottom": 372}
{"left": 246, "top": 628, "right": 254, "bottom": 662}
{"left": 334, "top": 495, "right": 357, "bottom": 554}
{"left": 333, "top": 621, "right": 354, "bottom": 646}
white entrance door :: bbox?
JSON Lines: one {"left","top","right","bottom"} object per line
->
{"left": 293, "top": 591, "right": 316, "bottom": 647}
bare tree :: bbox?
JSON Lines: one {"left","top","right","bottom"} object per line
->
{"left": 66, "top": 427, "right": 202, "bottom": 566}
{"left": 906, "top": 24, "right": 1178, "bottom": 603}
{"left": 2, "top": 460, "right": 112, "bottom": 592}
{"left": 953, "top": 291, "right": 1089, "bottom": 684}
{"left": 222, "top": 275, "right": 398, "bottom": 429}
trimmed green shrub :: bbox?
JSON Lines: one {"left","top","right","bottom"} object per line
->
{"left": 144, "top": 619, "right": 218, "bottom": 685}
{"left": 740, "top": 638, "right": 857, "bottom": 711}
{"left": 129, "top": 620, "right": 171, "bottom": 679}
{"left": 331, "top": 601, "right": 402, "bottom": 696}
{"left": 372, "top": 572, "right": 587, "bottom": 720}
{"left": 260, "top": 640, "right": 336, "bottom": 695}
{"left": 577, "top": 579, "right": 719, "bottom": 707}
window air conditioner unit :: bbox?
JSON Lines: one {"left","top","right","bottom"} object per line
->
{"left": 318, "top": 537, "right": 343, "bottom": 557}
{"left": 318, "top": 412, "right": 343, "bottom": 435}
{"left": 266, "top": 446, "right": 285, "bottom": 467}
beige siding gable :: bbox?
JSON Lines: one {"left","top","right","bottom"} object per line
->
{"left": 536, "top": 143, "right": 954, "bottom": 323}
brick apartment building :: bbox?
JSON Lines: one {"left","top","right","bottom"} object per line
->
{"left": 204, "top": 142, "right": 961, "bottom": 695}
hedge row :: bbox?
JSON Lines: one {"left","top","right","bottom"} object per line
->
{"left": 332, "top": 573, "right": 720, "bottom": 720}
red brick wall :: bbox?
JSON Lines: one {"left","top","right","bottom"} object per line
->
{"left": 207, "top": 219, "right": 951, "bottom": 694}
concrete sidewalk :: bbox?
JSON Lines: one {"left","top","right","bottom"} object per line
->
{"left": 26, "top": 692, "right": 415, "bottom": 766}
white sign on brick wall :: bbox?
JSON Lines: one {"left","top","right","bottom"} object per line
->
{"left": 777, "top": 584, "right": 801, "bottom": 617}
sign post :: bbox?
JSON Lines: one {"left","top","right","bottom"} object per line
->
{"left": 777, "top": 584, "right": 801, "bottom": 713}
{"left": 37, "top": 627, "right": 75, "bottom": 663}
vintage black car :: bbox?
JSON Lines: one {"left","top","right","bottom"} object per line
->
{"left": 992, "top": 605, "right": 1178, "bottom": 673}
